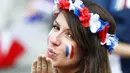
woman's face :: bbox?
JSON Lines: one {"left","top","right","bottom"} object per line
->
{"left": 47, "top": 12, "right": 82, "bottom": 68}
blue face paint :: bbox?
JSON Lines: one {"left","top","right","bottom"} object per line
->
{"left": 66, "top": 45, "right": 69, "bottom": 57}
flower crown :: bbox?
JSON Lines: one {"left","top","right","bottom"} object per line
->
{"left": 53, "top": 0, "right": 119, "bottom": 53}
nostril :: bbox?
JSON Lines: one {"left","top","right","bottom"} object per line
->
{"left": 53, "top": 41, "right": 60, "bottom": 46}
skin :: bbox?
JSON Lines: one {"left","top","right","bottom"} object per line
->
{"left": 31, "top": 12, "right": 83, "bottom": 73}
{"left": 114, "top": 42, "right": 130, "bottom": 57}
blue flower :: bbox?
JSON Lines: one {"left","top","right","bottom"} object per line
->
{"left": 98, "top": 19, "right": 109, "bottom": 32}
{"left": 74, "top": 7, "right": 81, "bottom": 17}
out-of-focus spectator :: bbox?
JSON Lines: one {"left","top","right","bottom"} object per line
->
{"left": 0, "top": 0, "right": 25, "bottom": 69}
{"left": 0, "top": 30, "right": 25, "bottom": 68}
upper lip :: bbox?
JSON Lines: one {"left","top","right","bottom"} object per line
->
{"left": 48, "top": 48, "right": 56, "bottom": 54}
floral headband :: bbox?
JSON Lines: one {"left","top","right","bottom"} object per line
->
{"left": 53, "top": 0, "right": 119, "bottom": 53}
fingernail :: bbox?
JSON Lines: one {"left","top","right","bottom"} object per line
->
{"left": 46, "top": 57, "right": 51, "bottom": 62}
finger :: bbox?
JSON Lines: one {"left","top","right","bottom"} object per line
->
{"left": 37, "top": 56, "right": 42, "bottom": 73}
{"left": 46, "top": 58, "right": 53, "bottom": 73}
{"left": 31, "top": 60, "right": 37, "bottom": 73}
{"left": 41, "top": 55, "right": 48, "bottom": 73}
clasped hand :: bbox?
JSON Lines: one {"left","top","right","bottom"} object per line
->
{"left": 31, "top": 55, "right": 56, "bottom": 73}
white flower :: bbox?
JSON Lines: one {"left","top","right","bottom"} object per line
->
{"left": 73, "top": 0, "right": 83, "bottom": 9}
{"left": 90, "top": 13, "right": 101, "bottom": 33}
{"left": 54, "top": 0, "right": 59, "bottom": 4}
{"left": 105, "top": 34, "right": 112, "bottom": 45}
{"left": 69, "top": 0, "right": 75, "bottom": 11}
{"left": 101, "top": 34, "right": 118, "bottom": 48}
{"left": 69, "top": 0, "right": 83, "bottom": 11}
{"left": 106, "top": 34, "right": 119, "bottom": 48}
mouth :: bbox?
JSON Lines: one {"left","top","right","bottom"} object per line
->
{"left": 47, "top": 48, "right": 57, "bottom": 57}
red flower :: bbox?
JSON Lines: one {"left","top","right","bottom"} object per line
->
{"left": 79, "top": 8, "right": 90, "bottom": 28}
{"left": 79, "top": 15, "right": 90, "bottom": 27}
{"left": 98, "top": 26, "right": 110, "bottom": 43}
{"left": 80, "top": 7, "right": 90, "bottom": 16}
{"left": 58, "top": 0, "right": 70, "bottom": 9}
{"left": 79, "top": 7, "right": 91, "bottom": 28}
{"left": 81, "top": 21, "right": 90, "bottom": 27}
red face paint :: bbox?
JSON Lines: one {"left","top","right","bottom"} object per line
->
{"left": 70, "top": 45, "right": 74, "bottom": 59}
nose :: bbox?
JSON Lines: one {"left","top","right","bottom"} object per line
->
{"left": 49, "top": 33, "right": 61, "bottom": 46}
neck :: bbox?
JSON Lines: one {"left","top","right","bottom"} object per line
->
{"left": 55, "top": 64, "right": 80, "bottom": 73}
{"left": 56, "top": 67, "right": 78, "bottom": 73}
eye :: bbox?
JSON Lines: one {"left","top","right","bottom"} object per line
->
{"left": 66, "top": 32, "right": 74, "bottom": 40}
{"left": 52, "top": 24, "right": 60, "bottom": 31}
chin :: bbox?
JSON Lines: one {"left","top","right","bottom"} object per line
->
{"left": 51, "top": 61, "right": 59, "bottom": 67}
{"left": 51, "top": 61, "right": 64, "bottom": 68}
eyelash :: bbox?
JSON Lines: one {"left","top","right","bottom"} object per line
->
{"left": 66, "top": 32, "right": 74, "bottom": 40}
{"left": 52, "top": 24, "right": 60, "bottom": 31}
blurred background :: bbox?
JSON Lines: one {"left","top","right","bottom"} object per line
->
{"left": 0, "top": 0, "right": 130, "bottom": 73}
{"left": 0, "top": 0, "right": 53, "bottom": 73}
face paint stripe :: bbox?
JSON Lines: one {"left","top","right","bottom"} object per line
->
{"left": 66, "top": 44, "right": 74, "bottom": 59}
{"left": 66, "top": 45, "right": 71, "bottom": 59}
{"left": 66, "top": 46, "right": 69, "bottom": 57}
{"left": 68, "top": 45, "right": 72, "bottom": 59}
{"left": 70, "top": 45, "right": 74, "bottom": 59}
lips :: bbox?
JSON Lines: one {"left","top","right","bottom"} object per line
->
{"left": 47, "top": 48, "right": 56, "bottom": 57}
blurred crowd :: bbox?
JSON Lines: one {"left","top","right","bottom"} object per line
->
{"left": 0, "top": 0, "right": 53, "bottom": 73}
{"left": 0, "top": 0, "right": 130, "bottom": 73}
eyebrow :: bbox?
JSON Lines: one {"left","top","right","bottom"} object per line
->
{"left": 66, "top": 29, "right": 71, "bottom": 32}
{"left": 54, "top": 20, "right": 71, "bottom": 31}
{"left": 54, "top": 20, "right": 60, "bottom": 27}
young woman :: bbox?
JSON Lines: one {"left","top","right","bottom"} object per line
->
{"left": 31, "top": 0, "right": 119, "bottom": 73}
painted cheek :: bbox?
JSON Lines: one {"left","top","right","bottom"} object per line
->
{"left": 66, "top": 44, "right": 75, "bottom": 59}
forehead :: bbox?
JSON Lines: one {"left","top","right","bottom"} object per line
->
{"left": 54, "top": 12, "right": 69, "bottom": 30}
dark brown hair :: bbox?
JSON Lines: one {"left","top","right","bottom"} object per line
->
{"left": 53, "top": 0, "right": 116, "bottom": 73}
